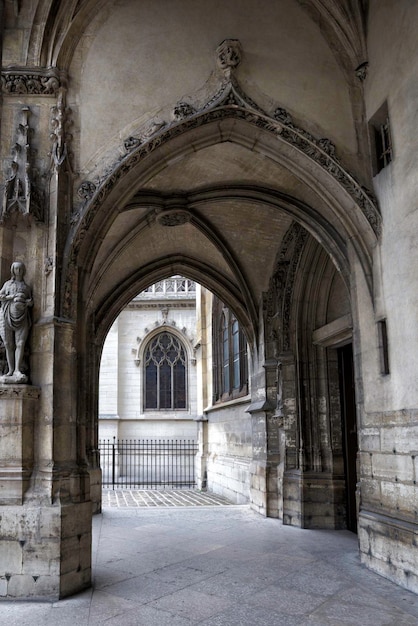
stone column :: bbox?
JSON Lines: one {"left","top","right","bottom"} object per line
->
{"left": 247, "top": 398, "right": 278, "bottom": 517}
{"left": 195, "top": 415, "right": 208, "bottom": 490}
{"left": 0, "top": 319, "right": 92, "bottom": 600}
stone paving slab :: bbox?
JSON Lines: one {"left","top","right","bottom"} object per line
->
{"left": 1, "top": 506, "right": 418, "bottom": 625}
{"left": 102, "top": 489, "right": 233, "bottom": 508}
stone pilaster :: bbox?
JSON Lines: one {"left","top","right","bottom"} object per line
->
{"left": 0, "top": 318, "right": 92, "bottom": 599}
{"left": 0, "top": 385, "right": 39, "bottom": 504}
{"left": 195, "top": 415, "right": 208, "bottom": 490}
{"left": 247, "top": 399, "right": 278, "bottom": 516}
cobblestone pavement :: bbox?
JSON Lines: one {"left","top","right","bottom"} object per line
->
{"left": 102, "top": 489, "right": 233, "bottom": 508}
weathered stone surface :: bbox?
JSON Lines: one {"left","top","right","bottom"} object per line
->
{"left": 0, "top": 385, "right": 39, "bottom": 504}
{"left": 1, "top": 0, "right": 418, "bottom": 601}
{"left": 0, "top": 502, "right": 91, "bottom": 599}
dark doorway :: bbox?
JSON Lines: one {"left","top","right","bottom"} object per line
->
{"left": 338, "top": 343, "right": 358, "bottom": 532}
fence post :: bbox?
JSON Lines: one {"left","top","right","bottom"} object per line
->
{"left": 112, "top": 436, "right": 116, "bottom": 489}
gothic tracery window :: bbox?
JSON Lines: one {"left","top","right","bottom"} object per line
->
{"left": 213, "top": 298, "right": 248, "bottom": 402}
{"left": 144, "top": 332, "right": 187, "bottom": 410}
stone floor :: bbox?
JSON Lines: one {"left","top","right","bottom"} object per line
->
{"left": 102, "top": 489, "right": 232, "bottom": 507}
{"left": 1, "top": 495, "right": 418, "bottom": 625}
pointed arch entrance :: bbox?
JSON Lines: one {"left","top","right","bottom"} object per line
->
{"left": 62, "top": 89, "right": 378, "bottom": 524}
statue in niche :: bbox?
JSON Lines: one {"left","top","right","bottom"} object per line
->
{"left": 0, "top": 261, "right": 33, "bottom": 383}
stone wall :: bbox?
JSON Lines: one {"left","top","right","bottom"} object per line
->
{"left": 205, "top": 400, "right": 252, "bottom": 504}
{"left": 358, "top": 408, "right": 418, "bottom": 592}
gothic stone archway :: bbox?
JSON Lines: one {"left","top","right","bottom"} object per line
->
{"left": 0, "top": 18, "right": 382, "bottom": 599}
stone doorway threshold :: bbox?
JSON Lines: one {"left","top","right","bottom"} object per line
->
{"left": 102, "top": 489, "right": 234, "bottom": 508}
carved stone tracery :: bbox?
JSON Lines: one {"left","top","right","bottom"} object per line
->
{"left": 1, "top": 107, "right": 44, "bottom": 222}
{"left": 49, "top": 88, "right": 73, "bottom": 171}
{"left": 264, "top": 222, "right": 309, "bottom": 358}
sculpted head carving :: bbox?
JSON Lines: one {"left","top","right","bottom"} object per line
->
{"left": 216, "top": 39, "right": 242, "bottom": 74}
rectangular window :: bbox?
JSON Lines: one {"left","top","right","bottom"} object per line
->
{"left": 377, "top": 319, "right": 390, "bottom": 376}
{"left": 232, "top": 320, "right": 240, "bottom": 389}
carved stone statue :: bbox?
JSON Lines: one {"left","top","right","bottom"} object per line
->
{"left": 0, "top": 261, "right": 33, "bottom": 383}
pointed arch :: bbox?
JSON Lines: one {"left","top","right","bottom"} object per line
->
{"left": 63, "top": 96, "right": 379, "bottom": 323}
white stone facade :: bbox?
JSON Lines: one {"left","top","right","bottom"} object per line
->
{"left": 99, "top": 277, "right": 198, "bottom": 444}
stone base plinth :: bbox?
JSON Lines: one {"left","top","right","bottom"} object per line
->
{"left": 249, "top": 460, "right": 268, "bottom": 515}
{"left": 0, "top": 501, "right": 92, "bottom": 599}
{"left": 283, "top": 471, "right": 346, "bottom": 529}
{"left": 0, "top": 385, "right": 39, "bottom": 505}
{"left": 89, "top": 467, "right": 102, "bottom": 514}
{"left": 358, "top": 509, "right": 418, "bottom": 594}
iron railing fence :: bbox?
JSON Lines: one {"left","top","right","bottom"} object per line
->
{"left": 99, "top": 438, "right": 198, "bottom": 489}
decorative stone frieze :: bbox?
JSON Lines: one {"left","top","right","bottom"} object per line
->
{"left": 1, "top": 68, "right": 62, "bottom": 95}
{"left": 1, "top": 106, "right": 44, "bottom": 222}
{"left": 123, "top": 119, "right": 166, "bottom": 152}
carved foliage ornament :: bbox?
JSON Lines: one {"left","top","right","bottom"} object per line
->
{"left": 1, "top": 68, "right": 62, "bottom": 96}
